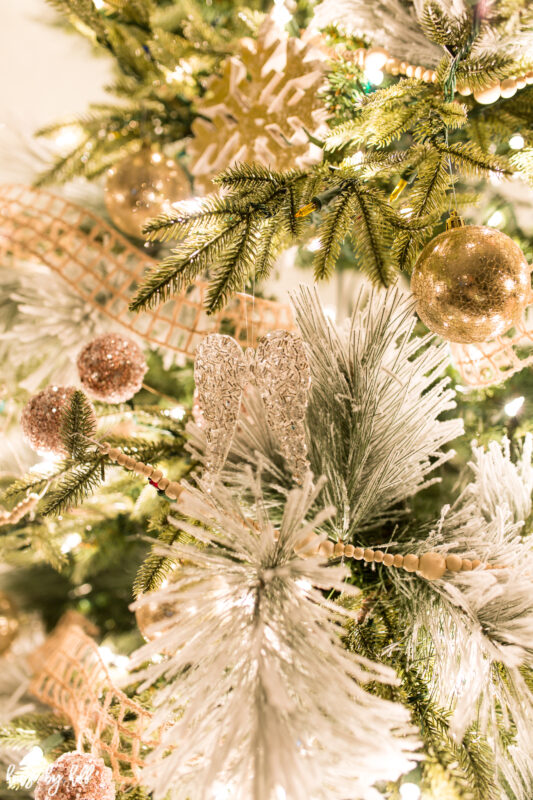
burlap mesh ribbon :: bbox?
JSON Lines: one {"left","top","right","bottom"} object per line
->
{"left": 29, "top": 612, "right": 156, "bottom": 788}
{"left": 0, "top": 184, "right": 293, "bottom": 358}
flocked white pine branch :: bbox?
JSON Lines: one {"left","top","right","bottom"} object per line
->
{"left": 130, "top": 472, "right": 418, "bottom": 800}
{"left": 396, "top": 435, "right": 533, "bottom": 799}
{"left": 189, "top": 284, "right": 463, "bottom": 539}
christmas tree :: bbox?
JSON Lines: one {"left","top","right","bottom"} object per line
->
{"left": 1, "top": 2, "right": 533, "bottom": 799}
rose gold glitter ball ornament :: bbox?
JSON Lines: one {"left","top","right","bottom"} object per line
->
{"left": 411, "top": 214, "right": 530, "bottom": 343}
{"left": 34, "top": 752, "right": 115, "bottom": 800}
{"left": 77, "top": 333, "right": 147, "bottom": 403}
{"left": 104, "top": 147, "right": 189, "bottom": 238}
{"left": 21, "top": 386, "right": 96, "bottom": 456}
{"left": 0, "top": 591, "right": 19, "bottom": 656}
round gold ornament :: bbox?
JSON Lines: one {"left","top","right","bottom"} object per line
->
{"left": 104, "top": 148, "right": 189, "bottom": 239}
{"left": 0, "top": 591, "right": 19, "bottom": 656}
{"left": 411, "top": 219, "right": 530, "bottom": 343}
{"left": 135, "top": 593, "right": 176, "bottom": 644}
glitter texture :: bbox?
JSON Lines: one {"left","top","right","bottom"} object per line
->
{"left": 411, "top": 225, "right": 530, "bottom": 343}
{"left": 34, "top": 752, "right": 115, "bottom": 800}
{"left": 21, "top": 386, "right": 95, "bottom": 456}
{"left": 104, "top": 147, "right": 189, "bottom": 239}
{"left": 77, "top": 333, "right": 147, "bottom": 403}
{"left": 194, "top": 330, "right": 310, "bottom": 483}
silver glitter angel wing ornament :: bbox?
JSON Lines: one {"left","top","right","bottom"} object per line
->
{"left": 194, "top": 334, "right": 249, "bottom": 475}
{"left": 254, "top": 330, "right": 311, "bottom": 484}
{"left": 194, "top": 331, "right": 311, "bottom": 484}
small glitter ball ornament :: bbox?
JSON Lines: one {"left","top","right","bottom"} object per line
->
{"left": 411, "top": 217, "right": 530, "bottom": 343}
{"left": 0, "top": 591, "right": 19, "bottom": 656}
{"left": 77, "top": 333, "right": 147, "bottom": 403}
{"left": 136, "top": 593, "right": 176, "bottom": 644}
{"left": 34, "top": 752, "right": 115, "bottom": 800}
{"left": 104, "top": 148, "right": 189, "bottom": 238}
{"left": 21, "top": 386, "right": 95, "bottom": 456}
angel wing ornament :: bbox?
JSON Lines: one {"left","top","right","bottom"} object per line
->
{"left": 194, "top": 331, "right": 311, "bottom": 483}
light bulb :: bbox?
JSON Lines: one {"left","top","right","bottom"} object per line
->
{"left": 399, "top": 782, "right": 421, "bottom": 800}
{"left": 19, "top": 747, "right": 45, "bottom": 769}
{"left": 509, "top": 134, "right": 525, "bottom": 150}
{"left": 53, "top": 126, "right": 84, "bottom": 151}
{"left": 487, "top": 210, "right": 504, "bottom": 227}
{"left": 364, "top": 66, "right": 384, "bottom": 85}
{"left": 504, "top": 396, "right": 524, "bottom": 417}
{"left": 306, "top": 237, "right": 321, "bottom": 253}
{"left": 61, "top": 532, "right": 82, "bottom": 554}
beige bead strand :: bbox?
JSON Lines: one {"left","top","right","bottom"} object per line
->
{"left": 0, "top": 493, "right": 39, "bottom": 527}
{"left": 99, "top": 441, "right": 182, "bottom": 501}
{"left": 337, "top": 46, "right": 532, "bottom": 105}
{"left": 309, "top": 538, "right": 507, "bottom": 581}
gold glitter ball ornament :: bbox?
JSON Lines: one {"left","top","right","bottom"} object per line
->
{"left": 104, "top": 148, "right": 189, "bottom": 238}
{"left": 34, "top": 752, "right": 115, "bottom": 800}
{"left": 21, "top": 386, "right": 96, "bottom": 456}
{"left": 0, "top": 591, "right": 19, "bottom": 656}
{"left": 77, "top": 333, "right": 147, "bottom": 403}
{"left": 411, "top": 222, "right": 530, "bottom": 343}
{"left": 135, "top": 594, "right": 176, "bottom": 644}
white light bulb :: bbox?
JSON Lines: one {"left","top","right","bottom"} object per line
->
{"left": 168, "top": 405, "right": 186, "bottom": 420}
{"left": 509, "top": 134, "right": 525, "bottom": 150}
{"left": 504, "top": 396, "right": 524, "bottom": 417}
{"left": 400, "top": 782, "right": 421, "bottom": 800}
{"left": 306, "top": 237, "right": 321, "bottom": 253}
{"left": 487, "top": 210, "right": 504, "bottom": 227}
{"left": 364, "top": 66, "right": 384, "bottom": 86}
{"left": 20, "top": 746, "right": 45, "bottom": 767}
{"left": 61, "top": 532, "right": 82, "bottom": 554}
{"left": 323, "top": 305, "right": 337, "bottom": 322}
{"left": 53, "top": 126, "right": 84, "bottom": 151}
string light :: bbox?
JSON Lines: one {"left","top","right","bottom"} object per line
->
{"left": 364, "top": 66, "right": 384, "bottom": 85}
{"left": 61, "top": 532, "right": 82, "bottom": 554}
{"left": 53, "top": 126, "right": 84, "bottom": 151}
{"left": 272, "top": 0, "right": 292, "bottom": 26}
{"left": 399, "top": 782, "right": 421, "bottom": 800}
{"left": 306, "top": 237, "right": 322, "bottom": 252}
{"left": 504, "top": 396, "right": 524, "bottom": 417}
{"left": 509, "top": 133, "right": 525, "bottom": 150}
{"left": 487, "top": 210, "right": 504, "bottom": 227}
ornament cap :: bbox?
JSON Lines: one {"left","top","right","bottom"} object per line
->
{"left": 445, "top": 211, "right": 465, "bottom": 230}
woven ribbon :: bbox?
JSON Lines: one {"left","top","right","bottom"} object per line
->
{"left": 29, "top": 612, "right": 156, "bottom": 788}
{"left": 0, "top": 184, "right": 294, "bottom": 359}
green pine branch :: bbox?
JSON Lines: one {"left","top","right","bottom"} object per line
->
{"left": 391, "top": 150, "right": 450, "bottom": 272}
{"left": 60, "top": 390, "right": 97, "bottom": 460}
{"left": 40, "top": 459, "right": 106, "bottom": 517}
{"left": 133, "top": 510, "right": 196, "bottom": 596}
{"left": 130, "top": 167, "right": 311, "bottom": 313}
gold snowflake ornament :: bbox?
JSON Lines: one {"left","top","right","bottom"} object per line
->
{"left": 188, "top": 19, "right": 329, "bottom": 193}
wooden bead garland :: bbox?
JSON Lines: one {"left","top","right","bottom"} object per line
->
{"left": 0, "top": 493, "right": 39, "bottom": 527}
{"left": 293, "top": 535, "right": 507, "bottom": 581}
{"left": 338, "top": 46, "right": 533, "bottom": 105}
{"left": 98, "top": 441, "right": 182, "bottom": 501}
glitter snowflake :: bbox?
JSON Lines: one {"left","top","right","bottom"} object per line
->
{"left": 188, "top": 19, "right": 330, "bottom": 193}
